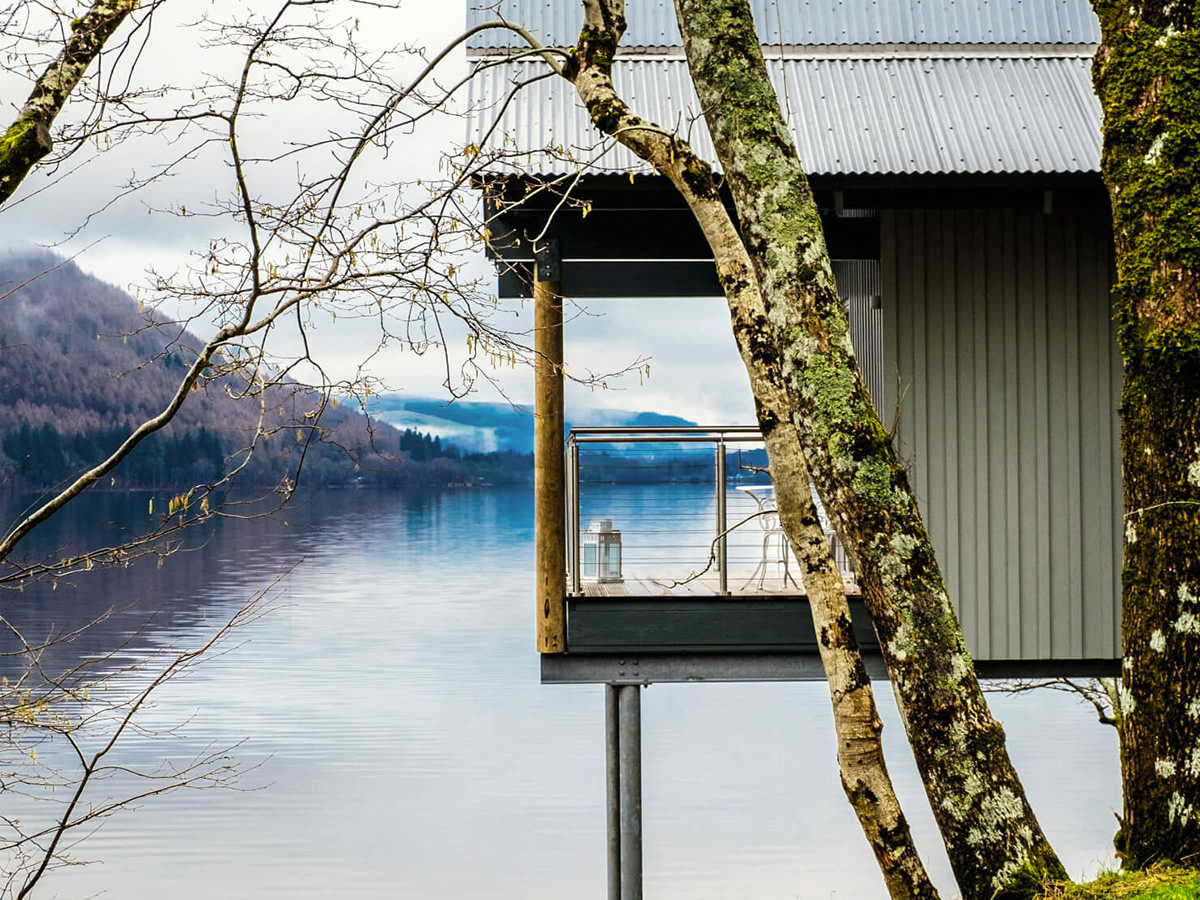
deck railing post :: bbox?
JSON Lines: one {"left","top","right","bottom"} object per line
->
{"left": 569, "top": 437, "right": 581, "bottom": 595}
{"left": 716, "top": 438, "right": 728, "bottom": 595}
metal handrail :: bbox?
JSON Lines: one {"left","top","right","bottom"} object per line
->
{"left": 564, "top": 424, "right": 856, "bottom": 592}
{"left": 565, "top": 425, "right": 769, "bottom": 596}
{"left": 569, "top": 426, "right": 764, "bottom": 444}
{"left": 568, "top": 437, "right": 581, "bottom": 594}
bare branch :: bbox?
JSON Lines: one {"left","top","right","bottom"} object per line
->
{"left": 0, "top": 0, "right": 142, "bottom": 207}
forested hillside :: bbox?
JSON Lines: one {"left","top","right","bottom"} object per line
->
{"left": 0, "top": 251, "right": 530, "bottom": 490}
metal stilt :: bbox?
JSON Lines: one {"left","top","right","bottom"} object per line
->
{"left": 618, "top": 685, "right": 642, "bottom": 900}
{"left": 605, "top": 684, "right": 643, "bottom": 900}
{"left": 606, "top": 684, "right": 621, "bottom": 900}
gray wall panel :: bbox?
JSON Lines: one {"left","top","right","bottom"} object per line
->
{"left": 881, "top": 208, "right": 1120, "bottom": 661}
{"left": 837, "top": 258, "right": 885, "bottom": 415}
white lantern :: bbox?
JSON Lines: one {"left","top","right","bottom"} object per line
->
{"left": 581, "top": 519, "right": 623, "bottom": 583}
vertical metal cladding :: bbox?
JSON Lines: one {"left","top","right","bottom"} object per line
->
{"left": 835, "top": 258, "right": 886, "bottom": 416}
{"left": 881, "top": 208, "right": 1121, "bottom": 661}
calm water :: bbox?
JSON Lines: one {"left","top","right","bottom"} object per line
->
{"left": 2, "top": 488, "right": 1119, "bottom": 899}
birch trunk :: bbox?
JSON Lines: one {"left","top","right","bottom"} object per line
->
{"left": 0, "top": 0, "right": 140, "bottom": 207}
{"left": 667, "top": 0, "right": 1065, "bottom": 896}
{"left": 1090, "top": 0, "right": 1200, "bottom": 867}
{"left": 563, "top": 3, "right": 939, "bottom": 897}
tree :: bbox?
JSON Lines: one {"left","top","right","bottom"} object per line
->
{"left": 549, "top": 0, "right": 1067, "bottom": 897}
{"left": 0, "top": 0, "right": 146, "bottom": 208}
{"left": 1089, "top": 0, "right": 1200, "bottom": 868}
{"left": 1, "top": 595, "right": 262, "bottom": 898}
{"left": 0, "top": 2, "right": 563, "bottom": 890}
{"left": 553, "top": 5, "right": 939, "bottom": 897}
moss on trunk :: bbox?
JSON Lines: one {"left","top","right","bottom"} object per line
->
{"left": 1090, "top": 0, "right": 1200, "bottom": 868}
{"left": 0, "top": 0, "right": 138, "bottom": 207}
{"left": 562, "top": 3, "right": 941, "bottom": 897}
{"left": 671, "top": 0, "right": 1065, "bottom": 896}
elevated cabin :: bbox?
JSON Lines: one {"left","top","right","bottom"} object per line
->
{"left": 467, "top": 2, "right": 1120, "bottom": 892}
{"left": 467, "top": 0, "right": 1121, "bottom": 683}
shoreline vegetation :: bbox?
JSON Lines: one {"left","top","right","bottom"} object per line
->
{"left": 0, "top": 250, "right": 723, "bottom": 493}
{"left": 1037, "top": 867, "right": 1200, "bottom": 900}
{"left": 0, "top": 250, "right": 539, "bottom": 490}
{"left": 0, "top": 419, "right": 536, "bottom": 491}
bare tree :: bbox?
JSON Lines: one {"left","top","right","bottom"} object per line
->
{"left": 538, "top": 6, "right": 940, "bottom": 898}
{"left": 1, "top": 593, "right": 268, "bottom": 898}
{"left": 0, "top": 3, "right": 581, "bottom": 891}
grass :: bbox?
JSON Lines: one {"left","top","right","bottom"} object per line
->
{"left": 1036, "top": 865, "right": 1200, "bottom": 900}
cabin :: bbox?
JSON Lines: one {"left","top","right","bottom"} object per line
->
{"left": 466, "top": 0, "right": 1117, "bottom": 892}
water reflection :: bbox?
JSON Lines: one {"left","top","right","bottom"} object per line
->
{"left": 2, "top": 487, "right": 1119, "bottom": 899}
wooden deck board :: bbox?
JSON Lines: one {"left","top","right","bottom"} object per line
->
{"left": 576, "top": 572, "right": 859, "bottom": 599}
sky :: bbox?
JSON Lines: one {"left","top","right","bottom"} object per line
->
{"left": 0, "top": 0, "right": 756, "bottom": 427}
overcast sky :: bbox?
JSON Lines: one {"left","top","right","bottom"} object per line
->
{"left": 0, "top": 0, "right": 754, "bottom": 426}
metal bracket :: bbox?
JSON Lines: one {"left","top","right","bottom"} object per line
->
{"left": 535, "top": 235, "right": 561, "bottom": 282}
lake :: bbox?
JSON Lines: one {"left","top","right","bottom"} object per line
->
{"left": 1, "top": 487, "right": 1119, "bottom": 899}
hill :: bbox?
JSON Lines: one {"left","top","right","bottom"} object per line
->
{"left": 369, "top": 395, "right": 698, "bottom": 453}
{"left": 0, "top": 251, "right": 527, "bottom": 490}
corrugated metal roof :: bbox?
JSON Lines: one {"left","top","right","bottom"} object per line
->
{"left": 466, "top": 0, "right": 1100, "bottom": 49}
{"left": 467, "top": 56, "right": 1101, "bottom": 175}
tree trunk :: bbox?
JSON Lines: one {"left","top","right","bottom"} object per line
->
{"left": 0, "top": 0, "right": 139, "bottom": 208}
{"left": 564, "top": 3, "right": 940, "bottom": 898}
{"left": 669, "top": 0, "right": 1065, "bottom": 896}
{"left": 1090, "top": 0, "right": 1200, "bottom": 867}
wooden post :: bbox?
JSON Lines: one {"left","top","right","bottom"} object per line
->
{"left": 534, "top": 237, "right": 566, "bottom": 652}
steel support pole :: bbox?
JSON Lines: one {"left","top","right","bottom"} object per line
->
{"left": 618, "top": 685, "right": 642, "bottom": 900}
{"left": 606, "top": 684, "right": 621, "bottom": 900}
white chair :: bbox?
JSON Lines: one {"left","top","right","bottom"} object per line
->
{"left": 736, "top": 485, "right": 800, "bottom": 591}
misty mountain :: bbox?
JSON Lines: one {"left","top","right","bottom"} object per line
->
{"left": 369, "top": 395, "right": 697, "bottom": 454}
{"left": 0, "top": 250, "right": 516, "bottom": 489}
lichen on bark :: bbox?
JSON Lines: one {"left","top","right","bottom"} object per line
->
{"left": 671, "top": 0, "right": 1065, "bottom": 896}
{"left": 1091, "top": 0, "right": 1200, "bottom": 868}
{"left": 560, "top": 2, "right": 941, "bottom": 897}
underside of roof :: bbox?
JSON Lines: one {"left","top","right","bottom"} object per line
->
{"left": 466, "top": 0, "right": 1101, "bottom": 49}
{"left": 467, "top": 55, "right": 1102, "bottom": 177}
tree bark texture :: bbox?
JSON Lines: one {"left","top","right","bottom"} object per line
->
{"left": 0, "top": 0, "right": 139, "bottom": 208}
{"left": 1090, "top": 0, "right": 1200, "bottom": 867}
{"left": 668, "top": 0, "right": 1065, "bottom": 896}
{"left": 563, "top": 3, "right": 940, "bottom": 897}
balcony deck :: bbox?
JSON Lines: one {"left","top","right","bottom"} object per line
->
{"left": 551, "top": 426, "right": 1121, "bottom": 683}
{"left": 575, "top": 572, "right": 860, "bottom": 598}
{"left": 560, "top": 426, "right": 864, "bottom": 664}
{"left": 568, "top": 562, "right": 870, "bottom": 659}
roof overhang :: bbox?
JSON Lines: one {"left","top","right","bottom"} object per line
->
{"left": 467, "top": 55, "right": 1103, "bottom": 182}
{"left": 479, "top": 172, "right": 1108, "bottom": 298}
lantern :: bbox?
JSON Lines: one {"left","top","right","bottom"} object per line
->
{"left": 581, "top": 519, "right": 623, "bottom": 583}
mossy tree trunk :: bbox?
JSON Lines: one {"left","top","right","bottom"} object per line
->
{"left": 563, "top": 3, "right": 939, "bottom": 897}
{"left": 1090, "top": 0, "right": 1200, "bottom": 867}
{"left": 666, "top": 0, "right": 1064, "bottom": 896}
{"left": 0, "top": 0, "right": 139, "bottom": 208}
